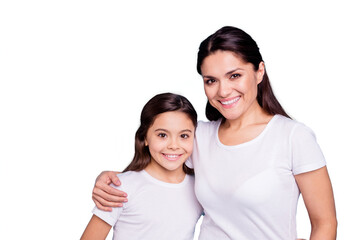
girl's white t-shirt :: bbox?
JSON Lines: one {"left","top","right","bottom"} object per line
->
{"left": 92, "top": 170, "right": 203, "bottom": 240}
{"left": 187, "top": 115, "right": 326, "bottom": 239}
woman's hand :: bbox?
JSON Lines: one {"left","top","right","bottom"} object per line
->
{"left": 92, "top": 171, "right": 128, "bottom": 211}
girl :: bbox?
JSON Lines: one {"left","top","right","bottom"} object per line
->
{"left": 92, "top": 27, "right": 337, "bottom": 239}
{"left": 81, "top": 93, "right": 203, "bottom": 240}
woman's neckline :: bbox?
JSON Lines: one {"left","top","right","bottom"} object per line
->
{"left": 215, "top": 114, "right": 279, "bottom": 149}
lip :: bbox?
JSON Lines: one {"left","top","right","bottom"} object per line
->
{"left": 162, "top": 153, "right": 183, "bottom": 161}
{"left": 218, "top": 96, "right": 241, "bottom": 109}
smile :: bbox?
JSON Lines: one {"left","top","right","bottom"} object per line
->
{"left": 162, "top": 153, "right": 182, "bottom": 161}
{"left": 219, "top": 96, "right": 240, "bottom": 107}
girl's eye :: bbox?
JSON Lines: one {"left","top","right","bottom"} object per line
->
{"left": 205, "top": 79, "right": 216, "bottom": 85}
{"left": 158, "top": 133, "right": 167, "bottom": 138}
{"left": 230, "top": 73, "right": 241, "bottom": 79}
{"left": 180, "top": 134, "right": 190, "bottom": 139}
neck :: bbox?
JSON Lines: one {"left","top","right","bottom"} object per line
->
{"left": 224, "top": 102, "right": 271, "bottom": 129}
{"left": 145, "top": 161, "right": 186, "bottom": 184}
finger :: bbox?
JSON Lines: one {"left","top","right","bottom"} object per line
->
{"left": 96, "top": 171, "right": 110, "bottom": 183}
{"left": 108, "top": 172, "right": 121, "bottom": 186}
{"left": 93, "top": 187, "right": 128, "bottom": 203}
{"left": 97, "top": 171, "right": 121, "bottom": 183}
{"left": 93, "top": 193, "right": 125, "bottom": 208}
{"left": 94, "top": 181, "right": 127, "bottom": 197}
{"left": 93, "top": 197, "right": 113, "bottom": 212}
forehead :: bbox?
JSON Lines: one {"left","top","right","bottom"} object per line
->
{"left": 201, "top": 50, "right": 253, "bottom": 75}
{"left": 150, "top": 111, "right": 194, "bottom": 130}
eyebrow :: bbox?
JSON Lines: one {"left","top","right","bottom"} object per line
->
{"left": 225, "top": 68, "right": 244, "bottom": 76}
{"left": 154, "top": 128, "right": 193, "bottom": 133}
{"left": 203, "top": 68, "right": 244, "bottom": 79}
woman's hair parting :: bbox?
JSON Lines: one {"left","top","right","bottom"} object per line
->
{"left": 196, "top": 26, "right": 290, "bottom": 121}
{"left": 123, "top": 93, "right": 197, "bottom": 175}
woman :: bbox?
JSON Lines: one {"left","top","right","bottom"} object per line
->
{"left": 92, "top": 26, "right": 337, "bottom": 239}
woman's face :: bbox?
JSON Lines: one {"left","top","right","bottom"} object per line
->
{"left": 200, "top": 50, "right": 264, "bottom": 121}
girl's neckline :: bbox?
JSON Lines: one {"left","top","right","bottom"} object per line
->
{"left": 215, "top": 114, "right": 279, "bottom": 149}
{"left": 140, "top": 170, "right": 189, "bottom": 188}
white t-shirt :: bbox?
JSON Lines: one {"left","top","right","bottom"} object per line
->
{"left": 92, "top": 170, "right": 203, "bottom": 240}
{"left": 187, "top": 114, "right": 326, "bottom": 239}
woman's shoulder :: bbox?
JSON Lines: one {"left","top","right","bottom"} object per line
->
{"left": 273, "top": 114, "right": 318, "bottom": 140}
{"left": 273, "top": 114, "right": 306, "bottom": 129}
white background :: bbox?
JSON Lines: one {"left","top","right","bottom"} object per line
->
{"left": 0, "top": 0, "right": 359, "bottom": 239}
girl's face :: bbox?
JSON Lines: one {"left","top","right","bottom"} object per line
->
{"left": 145, "top": 111, "right": 195, "bottom": 176}
{"left": 201, "top": 50, "right": 264, "bottom": 121}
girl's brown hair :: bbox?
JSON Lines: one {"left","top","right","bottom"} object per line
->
{"left": 123, "top": 93, "right": 197, "bottom": 175}
{"left": 197, "top": 26, "right": 290, "bottom": 121}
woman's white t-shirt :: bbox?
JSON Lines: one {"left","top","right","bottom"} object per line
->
{"left": 187, "top": 115, "right": 326, "bottom": 239}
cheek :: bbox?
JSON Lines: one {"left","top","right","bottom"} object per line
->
{"left": 148, "top": 140, "right": 163, "bottom": 154}
{"left": 251, "top": 74, "right": 261, "bottom": 88}
{"left": 204, "top": 85, "right": 216, "bottom": 99}
{"left": 183, "top": 141, "right": 194, "bottom": 154}
{"left": 250, "top": 81, "right": 259, "bottom": 96}
{"left": 240, "top": 78, "right": 257, "bottom": 95}
{"left": 203, "top": 87, "right": 210, "bottom": 99}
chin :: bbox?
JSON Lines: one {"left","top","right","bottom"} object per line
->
{"left": 219, "top": 111, "right": 242, "bottom": 120}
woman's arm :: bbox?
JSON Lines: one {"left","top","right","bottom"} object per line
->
{"left": 81, "top": 215, "right": 112, "bottom": 240}
{"left": 92, "top": 171, "right": 128, "bottom": 211}
{"left": 295, "top": 166, "right": 337, "bottom": 240}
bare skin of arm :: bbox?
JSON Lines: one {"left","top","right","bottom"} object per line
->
{"left": 295, "top": 166, "right": 337, "bottom": 240}
{"left": 81, "top": 215, "right": 112, "bottom": 240}
{"left": 92, "top": 171, "right": 128, "bottom": 211}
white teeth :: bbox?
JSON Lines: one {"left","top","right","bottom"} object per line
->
{"left": 220, "top": 97, "right": 240, "bottom": 105}
{"left": 164, "top": 154, "right": 179, "bottom": 158}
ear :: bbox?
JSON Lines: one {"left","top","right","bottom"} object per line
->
{"left": 256, "top": 62, "right": 265, "bottom": 84}
{"left": 145, "top": 139, "right": 148, "bottom": 146}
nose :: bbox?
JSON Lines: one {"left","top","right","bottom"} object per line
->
{"left": 167, "top": 137, "right": 179, "bottom": 150}
{"left": 218, "top": 80, "right": 231, "bottom": 97}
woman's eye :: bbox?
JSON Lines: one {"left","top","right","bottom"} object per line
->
{"left": 230, "top": 73, "right": 241, "bottom": 79}
{"left": 158, "top": 133, "right": 167, "bottom": 138}
{"left": 205, "top": 79, "right": 216, "bottom": 85}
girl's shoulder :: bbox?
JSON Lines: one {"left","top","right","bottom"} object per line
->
{"left": 112, "top": 171, "right": 146, "bottom": 193}
{"left": 196, "top": 119, "right": 221, "bottom": 135}
{"left": 117, "top": 170, "right": 142, "bottom": 179}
